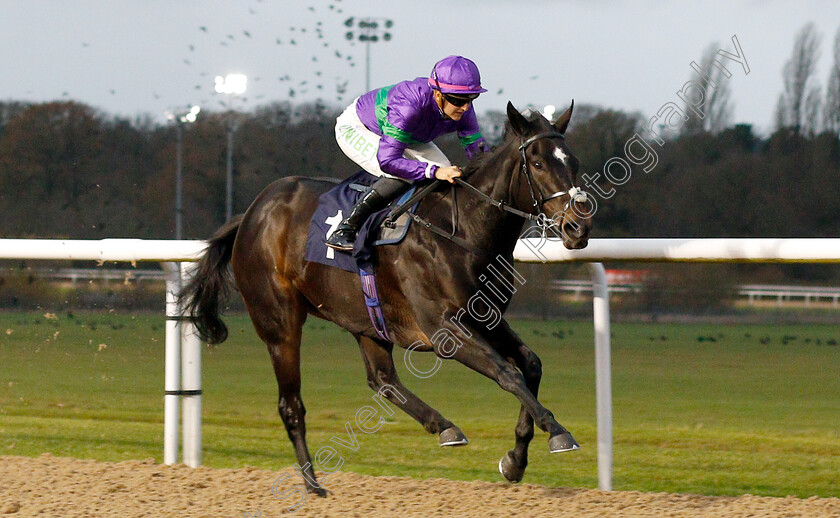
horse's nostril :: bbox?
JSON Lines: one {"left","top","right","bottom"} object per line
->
{"left": 562, "top": 221, "right": 584, "bottom": 240}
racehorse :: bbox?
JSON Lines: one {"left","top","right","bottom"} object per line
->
{"left": 180, "top": 101, "right": 592, "bottom": 496}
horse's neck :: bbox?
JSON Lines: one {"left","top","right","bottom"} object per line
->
{"left": 454, "top": 140, "right": 526, "bottom": 255}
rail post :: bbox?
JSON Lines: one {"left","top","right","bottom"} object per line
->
{"left": 180, "top": 261, "right": 202, "bottom": 467}
{"left": 162, "top": 262, "right": 182, "bottom": 465}
{"left": 589, "top": 263, "right": 613, "bottom": 490}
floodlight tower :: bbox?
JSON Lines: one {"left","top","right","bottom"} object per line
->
{"left": 214, "top": 73, "right": 247, "bottom": 222}
{"left": 165, "top": 105, "right": 201, "bottom": 240}
{"left": 344, "top": 17, "right": 394, "bottom": 92}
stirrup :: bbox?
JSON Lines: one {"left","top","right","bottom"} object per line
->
{"left": 325, "top": 228, "right": 356, "bottom": 252}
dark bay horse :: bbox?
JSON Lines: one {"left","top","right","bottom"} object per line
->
{"left": 181, "top": 101, "right": 592, "bottom": 495}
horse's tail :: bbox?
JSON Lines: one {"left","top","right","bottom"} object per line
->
{"left": 179, "top": 215, "right": 243, "bottom": 344}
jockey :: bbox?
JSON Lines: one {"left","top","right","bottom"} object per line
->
{"left": 326, "top": 55, "right": 490, "bottom": 252}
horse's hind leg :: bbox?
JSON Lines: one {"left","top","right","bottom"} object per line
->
{"left": 356, "top": 335, "right": 467, "bottom": 446}
{"left": 247, "top": 290, "right": 327, "bottom": 497}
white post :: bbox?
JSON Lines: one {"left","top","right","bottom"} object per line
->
{"left": 161, "top": 262, "right": 181, "bottom": 465}
{"left": 180, "top": 262, "right": 203, "bottom": 467}
{"left": 589, "top": 262, "right": 613, "bottom": 491}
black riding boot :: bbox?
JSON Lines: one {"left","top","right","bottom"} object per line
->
{"left": 325, "top": 186, "right": 393, "bottom": 252}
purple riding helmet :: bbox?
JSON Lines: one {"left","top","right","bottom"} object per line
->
{"left": 429, "top": 55, "right": 488, "bottom": 97}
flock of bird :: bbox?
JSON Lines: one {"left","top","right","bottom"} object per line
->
{"left": 62, "top": 1, "right": 541, "bottom": 119}
{"left": 181, "top": 1, "right": 357, "bottom": 111}
{"left": 66, "top": 1, "right": 362, "bottom": 117}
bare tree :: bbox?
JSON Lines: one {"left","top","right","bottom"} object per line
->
{"left": 776, "top": 23, "right": 823, "bottom": 135}
{"left": 683, "top": 43, "right": 733, "bottom": 135}
{"left": 824, "top": 27, "right": 840, "bottom": 134}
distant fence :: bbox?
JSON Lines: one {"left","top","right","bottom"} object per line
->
{"left": 551, "top": 279, "right": 840, "bottom": 307}
{"left": 18, "top": 267, "right": 840, "bottom": 308}
{"left": 9, "top": 265, "right": 839, "bottom": 309}
{"left": 28, "top": 267, "right": 167, "bottom": 284}
{"left": 737, "top": 284, "right": 840, "bottom": 307}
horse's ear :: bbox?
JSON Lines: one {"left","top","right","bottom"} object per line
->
{"left": 506, "top": 101, "right": 532, "bottom": 137}
{"left": 553, "top": 99, "right": 574, "bottom": 134}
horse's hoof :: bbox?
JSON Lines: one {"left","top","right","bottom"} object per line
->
{"left": 439, "top": 426, "right": 469, "bottom": 447}
{"left": 549, "top": 431, "right": 581, "bottom": 453}
{"left": 498, "top": 451, "right": 525, "bottom": 483}
{"left": 308, "top": 485, "right": 328, "bottom": 498}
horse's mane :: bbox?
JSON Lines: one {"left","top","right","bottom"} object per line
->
{"left": 464, "top": 110, "right": 561, "bottom": 178}
{"left": 462, "top": 127, "right": 519, "bottom": 178}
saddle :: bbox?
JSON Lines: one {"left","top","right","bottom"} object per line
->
{"left": 304, "top": 171, "right": 419, "bottom": 274}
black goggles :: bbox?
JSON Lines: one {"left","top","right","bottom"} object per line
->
{"left": 443, "top": 93, "right": 479, "bottom": 107}
{"left": 431, "top": 66, "right": 479, "bottom": 107}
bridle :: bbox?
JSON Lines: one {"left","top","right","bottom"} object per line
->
{"left": 455, "top": 131, "right": 590, "bottom": 229}
{"left": 383, "top": 131, "right": 590, "bottom": 254}
{"left": 517, "top": 131, "right": 589, "bottom": 214}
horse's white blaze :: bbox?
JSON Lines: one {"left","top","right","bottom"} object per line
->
{"left": 554, "top": 146, "right": 569, "bottom": 166}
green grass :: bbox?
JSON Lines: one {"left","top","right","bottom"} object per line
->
{"left": 1, "top": 311, "right": 839, "bottom": 497}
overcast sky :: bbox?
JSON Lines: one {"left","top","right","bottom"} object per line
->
{"left": 2, "top": 0, "right": 839, "bottom": 135}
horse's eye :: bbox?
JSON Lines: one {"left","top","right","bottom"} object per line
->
{"left": 533, "top": 162, "right": 543, "bottom": 169}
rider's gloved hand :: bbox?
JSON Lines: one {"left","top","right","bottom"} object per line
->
{"left": 435, "top": 165, "right": 462, "bottom": 184}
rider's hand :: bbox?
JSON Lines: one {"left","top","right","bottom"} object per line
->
{"left": 435, "top": 165, "right": 462, "bottom": 184}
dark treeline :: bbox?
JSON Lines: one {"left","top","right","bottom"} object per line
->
{"left": 0, "top": 100, "right": 350, "bottom": 240}
{"left": 2, "top": 98, "right": 838, "bottom": 243}
{"left": 569, "top": 111, "right": 840, "bottom": 239}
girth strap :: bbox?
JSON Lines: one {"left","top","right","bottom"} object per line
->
{"left": 360, "top": 269, "right": 392, "bottom": 342}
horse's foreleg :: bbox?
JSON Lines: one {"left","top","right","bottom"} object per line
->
{"left": 484, "top": 320, "right": 543, "bottom": 483}
{"left": 430, "top": 321, "right": 579, "bottom": 459}
{"left": 356, "top": 335, "right": 467, "bottom": 446}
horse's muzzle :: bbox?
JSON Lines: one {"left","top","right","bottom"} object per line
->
{"left": 560, "top": 219, "right": 591, "bottom": 250}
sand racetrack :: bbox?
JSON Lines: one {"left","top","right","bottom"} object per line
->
{"left": 2, "top": 454, "right": 839, "bottom": 517}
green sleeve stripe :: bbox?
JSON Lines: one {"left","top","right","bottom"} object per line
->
{"left": 375, "top": 86, "right": 420, "bottom": 145}
{"left": 459, "top": 132, "right": 484, "bottom": 147}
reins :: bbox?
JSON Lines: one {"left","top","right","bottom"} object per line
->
{"left": 381, "top": 131, "right": 590, "bottom": 255}
{"left": 453, "top": 177, "right": 542, "bottom": 223}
